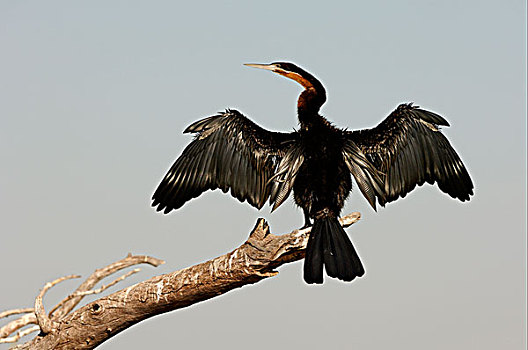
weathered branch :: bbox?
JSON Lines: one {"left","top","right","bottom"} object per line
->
{"left": 1, "top": 254, "right": 164, "bottom": 345}
{"left": 50, "top": 254, "right": 165, "bottom": 320}
{"left": 8, "top": 213, "right": 360, "bottom": 349}
{"left": 0, "top": 325, "right": 40, "bottom": 344}
{"left": 0, "top": 313, "right": 37, "bottom": 342}
{"left": 0, "top": 309, "right": 34, "bottom": 319}
{"left": 48, "top": 269, "right": 141, "bottom": 316}
{"left": 35, "top": 275, "right": 80, "bottom": 334}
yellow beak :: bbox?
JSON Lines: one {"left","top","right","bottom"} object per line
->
{"left": 244, "top": 63, "right": 279, "bottom": 72}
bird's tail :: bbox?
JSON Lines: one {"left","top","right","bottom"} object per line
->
{"left": 304, "top": 217, "right": 365, "bottom": 284}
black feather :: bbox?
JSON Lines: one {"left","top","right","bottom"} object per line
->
{"left": 347, "top": 103, "right": 474, "bottom": 206}
{"left": 152, "top": 64, "right": 473, "bottom": 285}
{"left": 305, "top": 217, "right": 364, "bottom": 284}
{"left": 152, "top": 110, "right": 296, "bottom": 213}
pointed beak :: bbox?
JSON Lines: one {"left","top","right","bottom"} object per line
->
{"left": 244, "top": 63, "right": 278, "bottom": 72}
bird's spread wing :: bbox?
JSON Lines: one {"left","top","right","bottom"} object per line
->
{"left": 268, "top": 143, "right": 304, "bottom": 211}
{"left": 346, "top": 103, "right": 474, "bottom": 207}
{"left": 152, "top": 109, "right": 299, "bottom": 213}
{"left": 342, "top": 140, "right": 386, "bottom": 210}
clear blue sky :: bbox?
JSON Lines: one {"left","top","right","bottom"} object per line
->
{"left": 1, "top": 1, "right": 526, "bottom": 349}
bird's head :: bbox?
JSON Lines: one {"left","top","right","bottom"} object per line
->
{"left": 244, "top": 62, "right": 319, "bottom": 90}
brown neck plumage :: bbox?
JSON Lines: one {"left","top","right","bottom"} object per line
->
{"left": 278, "top": 71, "right": 326, "bottom": 128}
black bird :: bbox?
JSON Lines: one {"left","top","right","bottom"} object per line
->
{"left": 152, "top": 62, "right": 473, "bottom": 284}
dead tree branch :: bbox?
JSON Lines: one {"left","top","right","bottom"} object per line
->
{"left": 0, "top": 309, "right": 34, "bottom": 319}
{"left": 0, "top": 313, "right": 37, "bottom": 344}
{"left": 3, "top": 213, "right": 360, "bottom": 349}
{"left": 49, "top": 254, "right": 165, "bottom": 320}
{"left": 35, "top": 275, "right": 80, "bottom": 334}
{"left": 0, "top": 325, "right": 40, "bottom": 344}
{"left": 1, "top": 254, "right": 164, "bottom": 345}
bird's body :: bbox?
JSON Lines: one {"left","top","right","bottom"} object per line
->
{"left": 152, "top": 62, "right": 473, "bottom": 284}
{"left": 294, "top": 122, "right": 352, "bottom": 222}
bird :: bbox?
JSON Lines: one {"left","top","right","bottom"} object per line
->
{"left": 152, "top": 62, "right": 473, "bottom": 284}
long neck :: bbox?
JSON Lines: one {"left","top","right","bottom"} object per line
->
{"left": 297, "top": 81, "right": 327, "bottom": 129}
{"left": 275, "top": 66, "right": 328, "bottom": 129}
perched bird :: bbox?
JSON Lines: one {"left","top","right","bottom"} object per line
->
{"left": 152, "top": 62, "right": 473, "bottom": 284}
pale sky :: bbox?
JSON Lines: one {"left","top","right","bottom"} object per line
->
{"left": 1, "top": 1, "right": 526, "bottom": 349}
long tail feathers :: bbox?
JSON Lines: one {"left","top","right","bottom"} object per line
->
{"left": 304, "top": 217, "right": 365, "bottom": 284}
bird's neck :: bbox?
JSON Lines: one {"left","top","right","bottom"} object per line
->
{"left": 297, "top": 85, "right": 327, "bottom": 129}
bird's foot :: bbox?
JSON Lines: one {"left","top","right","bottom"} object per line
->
{"left": 301, "top": 222, "right": 313, "bottom": 230}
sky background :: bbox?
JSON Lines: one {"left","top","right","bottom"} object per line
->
{"left": 1, "top": 1, "right": 526, "bottom": 349}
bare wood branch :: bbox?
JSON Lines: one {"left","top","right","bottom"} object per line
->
{"left": 15, "top": 213, "right": 360, "bottom": 349}
{"left": 0, "top": 309, "right": 34, "bottom": 319}
{"left": 48, "top": 269, "right": 141, "bottom": 316}
{"left": 0, "top": 326, "right": 40, "bottom": 344}
{"left": 35, "top": 275, "right": 80, "bottom": 334}
{"left": 50, "top": 254, "right": 164, "bottom": 320}
{"left": 0, "top": 313, "right": 37, "bottom": 339}
{"left": 1, "top": 257, "right": 161, "bottom": 342}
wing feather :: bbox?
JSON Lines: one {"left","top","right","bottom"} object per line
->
{"left": 152, "top": 110, "right": 299, "bottom": 213}
{"left": 347, "top": 103, "right": 473, "bottom": 206}
{"left": 342, "top": 140, "right": 386, "bottom": 210}
{"left": 269, "top": 144, "right": 305, "bottom": 211}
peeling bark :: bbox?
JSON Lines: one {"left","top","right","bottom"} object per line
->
{"left": 6, "top": 213, "right": 360, "bottom": 349}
